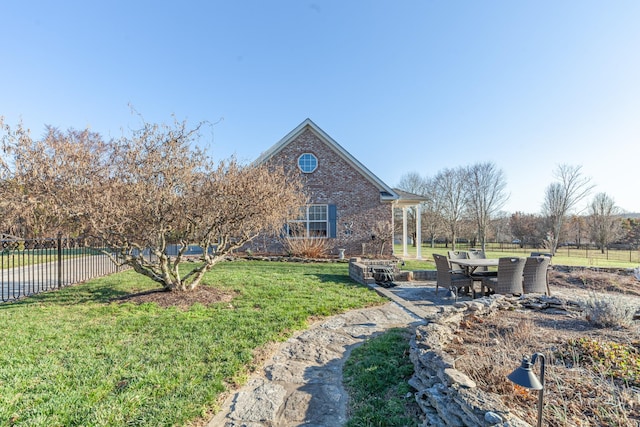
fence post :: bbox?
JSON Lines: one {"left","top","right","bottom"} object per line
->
{"left": 57, "top": 233, "right": 63, "bottom": 289}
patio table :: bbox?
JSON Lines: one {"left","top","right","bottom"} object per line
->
{"left": 452, "top": 258, "right": 499, "bottom": 297}
{"left": 452, "top": 258, "right": 499, "bottom": 276}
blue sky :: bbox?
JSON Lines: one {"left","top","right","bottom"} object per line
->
{"left": 2, "top": 1, "right": 639, "bottom": 214}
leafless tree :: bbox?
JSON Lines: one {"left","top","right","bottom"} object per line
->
{"left": 566, "top": 215, "right": 588, "bottom": 248}
{"left": 396, "top": 172, "right": 428, "bottom": 247}
{"left": 1, "top": 116, "right": 305, "bottom": 291}
{"left": 587, "top": 192, "right": 622, "bottom": 254}
{"left": 541, "top": 164, "right": 594, "bottom": 255}
{"left": 620, "top": 218, "right": 640, "bottom": 249}
{"left": 434, "top": 167, "right": 468, "bottom": 251}
{"left": 489, "top": 212, "right": 511, "bottom": 243}
{"left": 464, "top": 162, "right": 508, "bottom": 252}
{"left": 0, "top": 120, "right": 108, "bottom": 238}
{"left": 370, "top": 220, "right": 393, "bottom": 257}
{"left": 510, "top": 212, "right": 545, "bottom": 248}
{"left": 421, "top": 176, "right": 445, "bottom": 248}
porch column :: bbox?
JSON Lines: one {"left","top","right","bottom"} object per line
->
{"left": 416, "top": 204, "right": 422, "bottom": 260}
{"left": 402, "top": 206, "right": 408, "bottom": 257}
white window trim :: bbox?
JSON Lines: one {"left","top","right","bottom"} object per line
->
{"left": 288, "top": 204, "right": 328, "bottom": 238}
{"left": 297, "top": 153, "right": 318, "bottom": 173}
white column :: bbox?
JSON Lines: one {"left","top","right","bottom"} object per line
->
{"left": 402, "top": 207, "right": 408, "bottom": 257}
{"left": 416, "top": 204, "right": 422, "bottom": 260}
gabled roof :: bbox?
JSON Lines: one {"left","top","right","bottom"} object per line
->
{"left": 255, "top": 118, "right": 399, "bottom": 201}
{"left": 393, "top": 188, "right": 429, "bottom": 206}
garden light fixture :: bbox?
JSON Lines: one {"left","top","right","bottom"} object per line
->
{"left": 507, "top": 352, "right": 546, "bottom": 427}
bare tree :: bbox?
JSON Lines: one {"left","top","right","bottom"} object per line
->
{"left": 566, "top": 215, "right": 588, "bottom": 248}
{"left": 370, "top": 220, "right": 393, "bottom": 257}
{"left": 490, "top": 211, "right": 510, "bottom": 243}
{"left": 509, "top": 212, "right": 541, "bottom": 247}
{"left": 421, "top": 176, "right": 445, "bottom": 248}
{"left": 620, "top": 218, "right": 640, "bottom": 249}
{"left": 541, "top": 164, "right": 594, "bottom": 255}
{"left": 397, "top": 172, "right": 428, "bottom": 247}
{"left": 435, "top": 167, "right": 468, "bottom": 251}
{"left": 464, "top": 162, "right": 508, "bottom": 252}
{"left": 0, "top": 120, "right": 109, "bottom": 238}
{"left": 1, "top": 117, "right": 305, "bottom": 291}
{"left": 587, "top": 193, "right": 622, "bottom": 254}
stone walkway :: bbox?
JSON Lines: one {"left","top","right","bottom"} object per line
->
{"left": 207, "top": 281, "right": 457, "bottom": 427}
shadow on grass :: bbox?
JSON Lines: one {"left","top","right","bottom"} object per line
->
{"left": 0, "top": 285, "right": 131, "bottom": 309}
{"left": 0, "top": 272, "right": 160, "bottom": 309}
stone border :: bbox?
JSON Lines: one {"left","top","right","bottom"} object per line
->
{"left": 348, "top": 257, "right": 399, "bottom": 284}
{"left": 408, "top": 294, "right": 583, "bottom": 427}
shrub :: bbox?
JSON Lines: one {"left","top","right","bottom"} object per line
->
{"left": 562, "top": 338, "right": 640, "bottom": 387}
{"left": 283, "top": 236, "right": 331, "bottom": 258}
{"left": 581, "top": 293, "right": 638, "bottom": 328}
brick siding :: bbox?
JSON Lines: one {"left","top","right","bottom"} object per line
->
{"left": 258, "top": 127, "right": 394, "bottom": 257}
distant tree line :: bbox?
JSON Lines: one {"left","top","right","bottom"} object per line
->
{"left": 396, "top": 164, "right": 636, "bottom": 254}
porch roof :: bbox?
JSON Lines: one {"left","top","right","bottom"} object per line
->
{"left": 392, "top": 188, "right": 428, "bottom": 207}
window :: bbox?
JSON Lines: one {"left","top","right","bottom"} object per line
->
{"left": 297, "top": 153, "right": 318, "bottom": 173}
{"left": 287, "top": 204, "right": 336, "bottom": 238}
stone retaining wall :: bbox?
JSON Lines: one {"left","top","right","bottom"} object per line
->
{"left": 348, "top": 258, "right": 436, "bottom": 284}
{"left": 408, "top": 295, "right": 577, "bottom": 426}
{"left": 348, "top": 257, "right": 399, "bottom": 284}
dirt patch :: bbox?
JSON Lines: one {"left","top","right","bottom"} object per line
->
{"left": 113, "top": 286, "right": 237, "bottom": 309}
{"left": 550, "top": 268, "right": 640, "bottom": 296}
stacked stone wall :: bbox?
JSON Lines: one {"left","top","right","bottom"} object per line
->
{"left": 348, "top": 257, "right": 399, "bottom": 284}
{"left": 409, "top": 297, "right": 547, "bottom": 426}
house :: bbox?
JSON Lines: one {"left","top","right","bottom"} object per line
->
{"left": 254, "top": 118, "right": 425, "bottom": 258}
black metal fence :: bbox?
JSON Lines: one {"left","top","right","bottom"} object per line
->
{"left": 425, "top": 242, "right": 640, "bottom": 264}
{"left": 1, "top": 236, "right": 126, "bottom": 303}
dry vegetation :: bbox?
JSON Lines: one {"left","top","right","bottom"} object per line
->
{"left": 283, "top": 235, "right": 331, "bottom": 258}
{"left": 446, "top": 269, "right": 640, "bottom": 426}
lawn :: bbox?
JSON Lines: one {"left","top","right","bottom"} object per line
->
{"left": 396, "top": 244, "right": 640, "bottom": 271}
{"left": 0, "top": 260, "right": 385, "bottom": 426}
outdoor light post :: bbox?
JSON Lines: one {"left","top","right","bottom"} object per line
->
{"left": 507, "top": 352, "right": 546, "bottom": 427}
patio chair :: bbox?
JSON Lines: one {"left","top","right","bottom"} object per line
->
{"left": 467, "top": 249, "right": 498, "bottom": 279}
{"left": 482, "top": 257, "right": 526, "bottom": 296}
{"left": 523, "top": 256, "right": 551, "bottom": 295}
{"left": 434, "top": 253, "right": 475, "bottom": 298}
{"left": 447, "top": 250, "right": 468, "bottom": 274}
{"left": 530, "top": 252, "right": 553, "bottom": 258}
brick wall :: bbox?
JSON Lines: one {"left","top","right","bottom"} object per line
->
{"left": 262, "top": 127, "right": 395, "bottom": 257}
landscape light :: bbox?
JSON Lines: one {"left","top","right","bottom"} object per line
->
{"left": 507, "top": 352, "right": 546, "bottom": 427}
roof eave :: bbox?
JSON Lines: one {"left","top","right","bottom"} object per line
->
{"left": 256, "top": 119, "right": 400, "bottom": 199}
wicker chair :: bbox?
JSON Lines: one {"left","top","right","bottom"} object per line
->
{"left": 482, "top": 257, "right": 526, "bottom": 296}
{"left": 523, "top": 256, "right": 551, "bottom": 295}
{"left": 447, "top": 250, "right": 468, "bottom": 274}
{"left": 530, "top": 251, "right": 553, "bottom": 258}
{"left": 467, "top": 249, "right": 498, "bottom": 279}
{"left": 433, "top": 253, "right": 475, "bottom": 297}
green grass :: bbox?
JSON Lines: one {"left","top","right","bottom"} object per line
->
{"left": 1, "top": 250, "right": 89, "bottom": 269}
{"left": 396, "top": 244, "right": 640, "bottom": 270}
{"left": 0, "top": 260, "right": 385, "bottom": 427}
{"left": 343, "top": 328, "right": 420, "bottom": 427}
{"left": 1, "top": 252, "right": 56, "bottom": 269}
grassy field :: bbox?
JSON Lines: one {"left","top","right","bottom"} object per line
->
{"left": 396, "top": 244, "right": 640, "bottom": 271}
{"left": 0, "top": 260, "right": 385, "bottom": 426}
